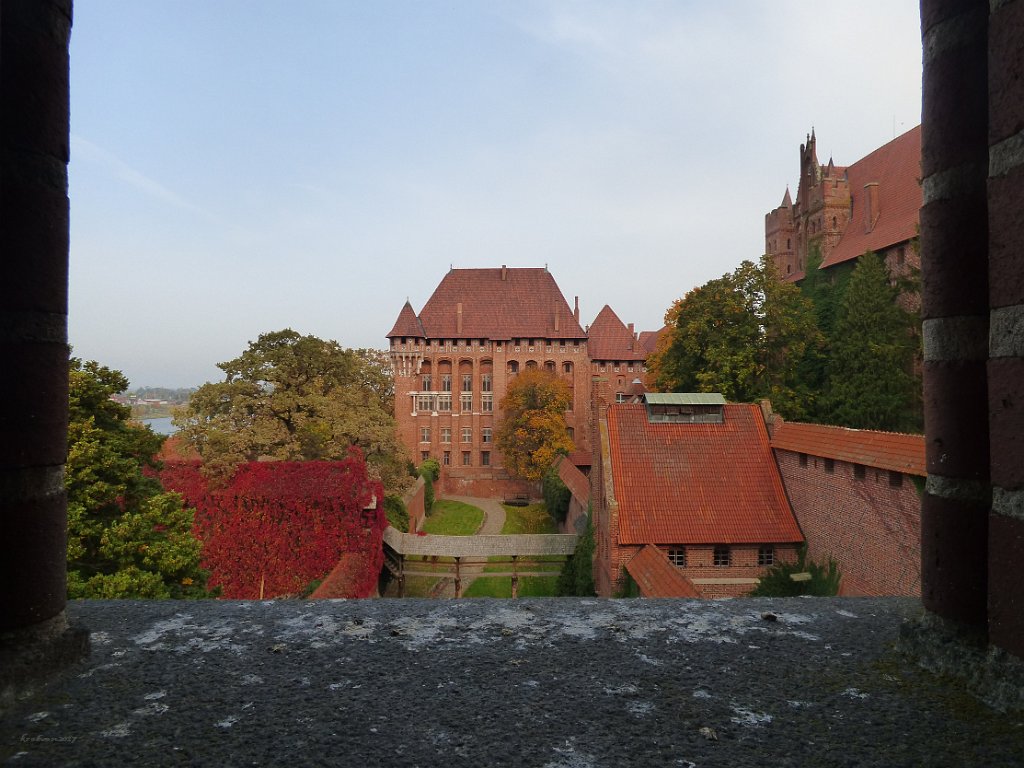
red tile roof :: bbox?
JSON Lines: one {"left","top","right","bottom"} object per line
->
{"left": 771, "top": 421, "right": 925, "bottom": 476}
{"left": 637, "top": 327, "right": 666, "bottom": 356}
{"left": 566, "top": 450, "right": 591, "bottom": 468}
{"left": 587, "top": 305, "right": 644, "bottom": 361}
{"left": 607, "top": 403, "right": 803, "bottom": 546}
{"left": 556, "top": 455, "right": 590, "bottom": 506}
{"left": 624, "top": 545, "right": 700, "bottom": 598}
{"left": 386, "top": 300, "right": 425, "bottom": 338}
{"left": 821, "top": 125, "right": 922, "bottom": 269}
{"left": 414, "top": 267, "right": 585, "bottom": 340}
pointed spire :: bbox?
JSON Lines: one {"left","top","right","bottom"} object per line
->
{"left": 386, "top": 300, "right": 425, "bottom": 339}
{"left": 781, "top": 187, "right": 792, "bottom": 208}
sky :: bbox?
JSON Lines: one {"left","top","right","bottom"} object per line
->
{"left": 68, "top": 1, "right": 923, "bottom": 388}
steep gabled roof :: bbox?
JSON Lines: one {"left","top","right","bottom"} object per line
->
{"left": 607, "top": 403, "right": 803, "bottom": 546}
{"left": 588, "top": 305, "right": 642, "bottom": 361}
{"left": 771, "top": 421, "right": 925, "bottom": 476}
{"left": 416, "top": 267, "right": 585, "bottom": 340}
{"left": 624, "top": 545, "right": 700, "bottom": 598}
{"left": 556, "top": 455, "right": 590, "bottom": 507}
{"left": 386, "top": 300, "right": 425, "bottom": 339}
{"left": 822, "top": 125, "right": 922, "bottom": 269}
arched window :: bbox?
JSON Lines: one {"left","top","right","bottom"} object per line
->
{"left": 507, "top": 360, "right": 519, "bottom": 377}
{"left": 526, "top": 360, "right": 537, "bottom": 370}
{"left": 563, "top": 362, "right": 573, "bottom": 375}
{"left": 544, "top": 361, "right": 555, "bottom": 373}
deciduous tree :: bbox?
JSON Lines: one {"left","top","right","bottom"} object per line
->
{"left": 67, "top": 359, "right": 209, "bottom": 598}
{"left": 496, "top": 369, "right": 574, "bottom": 482}
{"left": 649, "top": 257, "right": 822, "bottom": 419}
{"left": 175, "top": 330, "right": 408, "bottom": 489}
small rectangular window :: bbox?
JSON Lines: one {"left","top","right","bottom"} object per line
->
{"left": 420, "top": 427, "right": 430, "bottom": 443}
{"left": 421, "top": 451, "right": 430, "bottom": 462}
{"left": 461, "top": 427, "right": 472, "bottom": 443}
{"left": 482, "top": 394, "right": 493, "bottom": 412}
{"left": 443, "top": 451, "right": 450, "bottom": 466}
{"left": 799, "top": 453, "right": 808, "bottom": 467}
{"left": 441, "top": 375, "right": 452, "bottom": 392}
{"left": 460, "top": 394, "right": 472, "bottom": 412}
{"left": 462, "top": 451, "right": 471, "bottom": 466}
{"left": 824, "top": 458, "right": 835, "bottom": 474}
{"left": 758, "top": 545, "right": 775, "bottom": 566}
{"left": 482, "top": 428, "right": 492, "bottom": 443}
{"left": 481, "top": 451, "right": 490, "bottom": 466}
{"left": 437, "top": 394, "right": 451, "bottom": 412}
{"left": 713, "top": 546, "right": 731, "bottom": 567}
{"left": 462, "top": 374, "right": 472, "bottom": 392}
{"left": 441, "top": 427, "right": 451, "bottom": 444}
{"left": 481, "top": 374, "right": 492, "bottom": 392}
{"left": 667, "top": 547, "right": 686, "bottom": 567}
{"left": 889, "top": 471, "right": 903, "bottom": 488}
{"left": 422, "top": 375, "right": 432, "bottom": 391}
{"left": 854, "top": 464, "right": 866, "bottom": 480}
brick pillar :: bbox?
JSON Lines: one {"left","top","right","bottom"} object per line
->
{"left": 0, "top": 0, "right": 73, "bottom": 632}
{"left": 987, "top": 0, "right": 1024, "bottom": 658}
{"left": 918, "top": 0, "right": 990, "bottom": 630}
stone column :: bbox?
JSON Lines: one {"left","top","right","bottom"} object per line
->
{"left": 918, "top": 0, "right": 990, "bottom": 630}
{"left": 0, "top": 0, "right": 73, "bottom": 632}
{"left": 987, "top": 0, "right": 1024, "bottom": 658}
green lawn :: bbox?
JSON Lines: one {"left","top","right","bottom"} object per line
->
{"left": 422, "top": 500, "right": 485, "bottom": 535}
{"left": 500, "top": 503, "right": 559, "bottom": 534}
{"left": 463, "top": 576, "right": 559, "bottom": 598}
{"left": 398, "top": 575, "right": 443, "bottom": 598}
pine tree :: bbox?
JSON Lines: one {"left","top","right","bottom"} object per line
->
{"left": 825, "top": 252, "right": 917, "bottom": 431}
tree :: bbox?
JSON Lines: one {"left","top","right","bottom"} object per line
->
{"left": 495, "top": 369, "right": 574, "bottom": 482}
{"left": 649, "top": 257, "right": 822, "bottom": 419}
{"left": 67, "top": 359, "right": 209, "bottom": 598}
{"left": 825, "top": 252, "right": 918, "bottom": 431}
{"left": 174, "top": 329, "right": 408, "bottom": 490}
{"left": 557, "top": 510, "right": 595, "bottom": 596}
{"left": 749, "top": 546, "right": 840, "bottom": 597}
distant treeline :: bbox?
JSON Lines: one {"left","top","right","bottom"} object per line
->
{"left": 131, "top": 386, "right": 195, "bottom": 404}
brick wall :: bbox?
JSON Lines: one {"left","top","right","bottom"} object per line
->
{"left": 402, "top": 476, "right": 426, "bottom": 533}
{"left": 775, "top": 448, "right": 921, "bottom": 596}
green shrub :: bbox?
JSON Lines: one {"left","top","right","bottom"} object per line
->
{"left": 384, "top": 494, "right": 409, "bottom": 532}
{"left": 750, "top": 546, "right": 840, "bottom": 597}
{"left": 542, "top": 463, "right": 571, "bottom": 522}
{"left": 419, "top": 458, "right": 440, "bottom": 482}
{"left": 557, "top": 509, "right": 595, "bottom": 596}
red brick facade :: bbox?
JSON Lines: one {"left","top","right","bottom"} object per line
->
{"left": 388, "top": 267, "right": 657, "bottom": 498}
{"left": 773, "top": 448, "right": 922, "bottom": 596}
{"left": 766, "top": 126, "right": 922, "bottom": 286}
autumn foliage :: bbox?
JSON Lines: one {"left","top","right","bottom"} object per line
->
{"left": 496, "top": 369, "right": 574, "bottom": 482}
{"left": 159, "top": 453, "right": 385, "bottom": 599}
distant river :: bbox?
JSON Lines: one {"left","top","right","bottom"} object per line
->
{"left": 142, "top": 416, "right": 178, "bottom": 436}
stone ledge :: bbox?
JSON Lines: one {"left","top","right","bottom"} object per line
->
{"left": 2, "top": 598, "right": 1023, "bottom": 766}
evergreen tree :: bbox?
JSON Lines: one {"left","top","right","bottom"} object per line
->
{"left": 67, "top": 359, "right": 209, "bottom": 598}
{"left": 825, "top": 252, "right": 917, "bottom": 431}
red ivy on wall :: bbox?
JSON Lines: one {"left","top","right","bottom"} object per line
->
{"left": 159, "top": 452, "right": 384, "bottom": 599}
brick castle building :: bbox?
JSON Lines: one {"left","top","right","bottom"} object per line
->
{"left": 389, "top": 268, "right": 589, "bottom": 495}
{"left": 765, "top": 126, "right": 922, "bottom": 285}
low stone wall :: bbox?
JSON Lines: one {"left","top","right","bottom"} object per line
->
{"left": 403, "top": 476, "right": 427, "bottom": 532}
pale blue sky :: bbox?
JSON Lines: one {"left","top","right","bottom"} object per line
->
{"left": 69, "top": 2, "right": 922, "bottom": 388}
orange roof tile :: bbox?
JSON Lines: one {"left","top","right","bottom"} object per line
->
{"left": 607, "top": 403, "right": 803, "bottom": 546}
{"left": 556, "top": 455, "right": 590, "bottom": 506}
{"left": 415, "top": 267, "right": 585, "bottom": 340}
{"left": 771, "top": 421, "right": 925, "bottom": 476}
{"left": 386, "top": 300, "right": 425, "bottom": 338}
{"left": 821, "top": 125, "right": 921, "bottom": 269}
{"left": 624, "top": 545, "right": 700, "bottom": 598}
{"left": 587, "top": 305, "right": 644, "bottom": 361}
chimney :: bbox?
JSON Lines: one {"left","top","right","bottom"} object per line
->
{"left": 501, "top": 265, "right": 507, "bottom": 281}
{"left": 627, "top": 323, "right": 634, "bottom": 351}
{"left": 554, "top": 312, "right": 560, "bottom": 332}
{"left": 457, "top": 302, "right": 463, "bottom": 334}
{"left": 574, "top": 296, "right": 580, "bottom": 323}
{"left": 863, "top": 182, "right": 879, "bottom": 233}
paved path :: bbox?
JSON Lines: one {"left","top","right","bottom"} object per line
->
{"left": 432, "top": 495, "right": 509, "bottom": 597}
{"left": 443, "top": 494, "right": 507, "bottom": 535}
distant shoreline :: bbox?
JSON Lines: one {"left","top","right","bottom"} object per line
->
{"left": 142, "top": 416, "right": 178, "bottom": 436}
